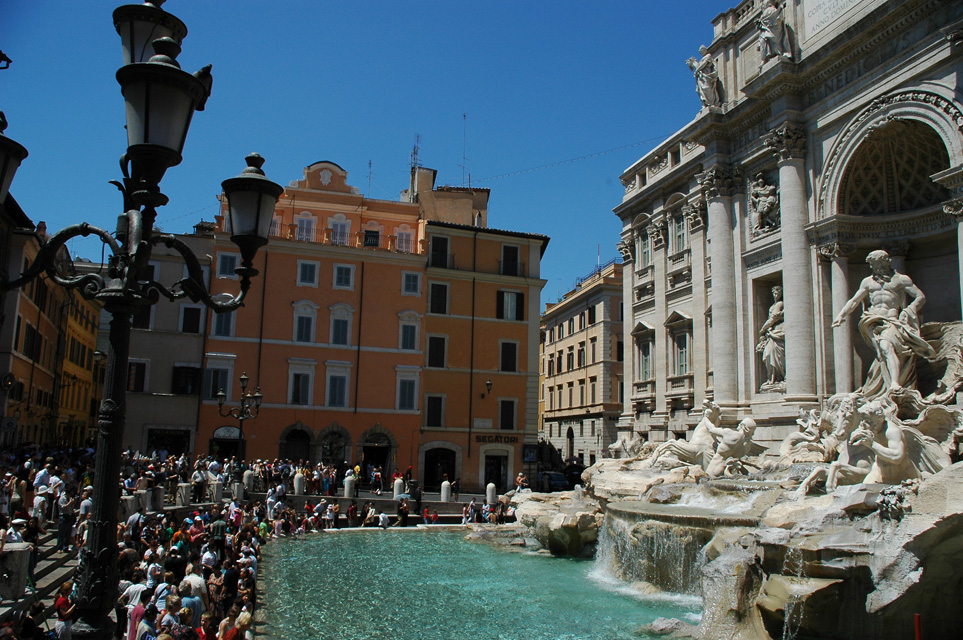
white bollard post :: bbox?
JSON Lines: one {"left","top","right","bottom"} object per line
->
{"left": 440, "top": 480, "right": 451, "bottom": 502}
{"left": 393, "top": 477, "right": 405, "bottom": 499}
{"left": 243, "top": 470, "right": 255, "bottom": 494}
{"left": 176, "top": 483, "right": 191, "bottom": 507}
{"left": 344, "top": 476, "right": 356, "bottom": 499}
{"left": 293, "top": 472, "right": 305, "bottom": 496}
{"left": 486, "top": 483, "right": 496, "bottom": 504}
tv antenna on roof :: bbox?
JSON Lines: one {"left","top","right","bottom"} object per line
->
{"left": 410, "top": 134, "right": 421, "bottom": 170}
{"left": 459, "top": 112, "right": 469, "bottom": 187}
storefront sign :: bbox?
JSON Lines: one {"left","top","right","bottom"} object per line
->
{"left": 475, "top": 434, "right": 519, "bottom": 444}
{"left": 213, "top": 425, "right": 242, "bottom": 440}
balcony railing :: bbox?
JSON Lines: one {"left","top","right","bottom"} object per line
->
{"left": 429, "top": 252, "right": 455, "bottom": 269}
{"left": 499, "top": 260, "right": 527, "bottom": 277}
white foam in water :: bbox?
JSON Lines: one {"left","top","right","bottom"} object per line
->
{"left": 674, "top": 488, "right": 758, "bottom": 513}
{"left": 587, "top": 563, "right": 702, "bottom": 608}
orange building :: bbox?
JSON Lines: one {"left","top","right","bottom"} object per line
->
{"left": 197, "top": 163, "right": 548, "bottom": 492}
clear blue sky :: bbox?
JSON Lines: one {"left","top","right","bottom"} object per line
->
{"left": 3, "top": 1, "right": 724, "bottom": 307}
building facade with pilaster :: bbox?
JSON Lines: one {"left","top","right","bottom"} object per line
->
{"left": 615, "top": 0, "right": 963, "bottom": 446}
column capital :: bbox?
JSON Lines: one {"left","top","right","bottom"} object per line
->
{"left": 617, "top": 237, "right": 635, "bottom": 262}
{"left": 682, "top": 199, "right": 707, "bottom": 231}
{"left": 698, "top": 165, "right": 736, "bottom": 199}
{"left": 945, "top": 197, "right": 963, "bottom": 219}
{"left": 817, "top": 242, "right": 855, "bottom": 262}
{"left": 765, "top": 123, "right": 807, "bottom": 161}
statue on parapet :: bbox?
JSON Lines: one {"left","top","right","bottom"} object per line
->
{"left": 756, "top": 0, "right": 793, "bottom": 65}
{"left": 651, "top": 399, "right": 721, "bottom": 469}
{"left": 832, "top": 249, "right": 936, "bottom": 400}
{"left": 686, "top": 45, "right": 722, "bottom": 108}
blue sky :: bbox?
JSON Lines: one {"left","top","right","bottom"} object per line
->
{"left": 3, "top": 1, "right": 723, "bottom": 306}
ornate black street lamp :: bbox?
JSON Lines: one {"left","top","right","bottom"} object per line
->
{"left": 0, "top": 4, "right": 282, "bottom": 639}
{"left": 216, "top": 371, "right": 262, "bottom": 459}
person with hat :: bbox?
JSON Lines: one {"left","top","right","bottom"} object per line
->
{"left": 4, "top": 517, "right": 25, "bottom": 544}
{"left": 31, "top": 486, "right": 48, "bottom": 527}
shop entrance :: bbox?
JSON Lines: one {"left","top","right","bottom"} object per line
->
{"left": 484, "top": 453, "right": 508, "bottom": 492}
{"left": 279, "top": 428, "right": 311, "bottom": 463}
{"left": 361, "top": 432, "right": 392, "bottom": 481}
{"left": 424, "top": 448, "right": 455, "bottom": 491}
{"left": 210, "top": 425, "right": 243, "bottom": 459}
{"left": 147, "top": 427, "right": 192, "bottom": 457}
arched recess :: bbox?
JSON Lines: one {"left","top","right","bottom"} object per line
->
{"left": 317, "top": 422, "right": 352, "bottom": 465}
{"left": 357, "top": 423, "right": 399, "bottom": 477}
{"left": 818, "top": 89, "right": 963, "bottom": 219}
{"left": 417, "top": 440, "right": 463, "bottom": 490}
{"left": 278, "top": 422, "right": 314, "bottom": 463}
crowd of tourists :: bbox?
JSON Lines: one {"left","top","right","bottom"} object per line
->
{"left": 0, "top": 444, "right": 517, "bottom": 640}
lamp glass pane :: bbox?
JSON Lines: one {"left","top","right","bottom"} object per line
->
{"left": 120, "top": 21, "right": 176, "bottom": 64}
{"left": 227, "top": 191, "right": 259, "bottom": 237}
{"left": 257, "top": 194, "right": 277, "bottom": 239}
{"left": 122, "top": 79, "right": 195, "bottom": 154}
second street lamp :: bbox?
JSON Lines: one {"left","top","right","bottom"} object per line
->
{"left": 0, "top": 4, "right": 282, "bottom": 639}
{"left": 217, "top": 371, "right": 262, "bottom": 460}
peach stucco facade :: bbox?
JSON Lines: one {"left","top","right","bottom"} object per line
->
{"left": 197, "top": 162, "right": 548, "bottom": 492}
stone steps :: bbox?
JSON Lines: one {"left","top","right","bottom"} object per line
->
{"left": 0, "top": 525, "right": 79, "bottom": 629}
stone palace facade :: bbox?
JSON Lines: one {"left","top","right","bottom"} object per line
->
{"left": 614, "top": 0, "right": 963, "bottom": 446}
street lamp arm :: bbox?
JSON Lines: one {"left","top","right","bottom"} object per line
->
{"left": 1, "top": 223, "right": 120, "bottom": 293}
{"left": 151, "top": 232, "right": 250, "bottom": 311}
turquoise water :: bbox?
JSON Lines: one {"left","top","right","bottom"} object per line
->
{"left": 259, "top": 529, "right": 701, "bottom": 640}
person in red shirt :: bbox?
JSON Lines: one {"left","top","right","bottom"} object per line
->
{"left": 196, "top": 612, "right": 217, "bottom": 640}
{"left": 54, "top": 581, "right": 76, "bottom": 640}
{"left": 222, "top": 612, "right": 251, "bottom": 640}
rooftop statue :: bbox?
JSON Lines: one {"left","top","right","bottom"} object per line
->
{"left": 756, "top": 0, "right": 792, "bottom": 65}
{"left": 832, "top": 249, "right": 936, "bottom": 399}
{"left": 686, "top": 45, "right": 722, "bottom": 108}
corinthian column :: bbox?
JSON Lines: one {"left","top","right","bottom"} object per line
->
{"left": 765, "top": 123, "right": 815, "bottom": 399}
{"left": 819, "top": 243, "right": 855, "bottom": 394}
{"left": 699, "top": 165, "right": 737, "bottom": 405}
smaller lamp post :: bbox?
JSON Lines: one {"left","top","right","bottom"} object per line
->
{"left": 216, "top": 371, "right": 261, "bottom": 460}
{"left": 480, "top": 379, "right": 493, "bottom": 399}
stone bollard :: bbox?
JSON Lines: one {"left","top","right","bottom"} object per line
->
{"left": 486, "top": 483, "right": 496, "bottom": 504}
{"left": 136, "top": 489, "right": 151, "bottom": 514}
{"left": 440, "top": 480, "right": 452, "bottom": 502}
{"left": 0, "top": 543, "right": 31, "bottom": 600}
{"left": 243, "top": 470, "right": 254, "bottom": 495}
{"left": 344, "top": 476, "right": 356, "bottom": 499}
{"left": 151, "top": 487, "right": 165, "bottom": 512}
{"left": 119, "top": 495, "right": 138, "bottom": 520}
{"left": 232, "top": 482, "right": 245, "bottom": 501}
{"left": 176, "top": 483, "right": 191, "bottom": 507}
{"left": 393, "top": 477, "right": 405, "bottom": 499}
{"left": 294, "top": 472, "right": 305, "bottom": 496}
{"left": 210, "top": 481, "right": 223, "bottom": 504}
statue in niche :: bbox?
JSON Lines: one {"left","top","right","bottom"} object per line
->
{"left": 686, "top": 45, "right": 722, "bottom": 108}
{"left": 749, "top": 173, "right": 780, "bottom": 235}
{"left": 756, "top": 0, "right": 792, "bottom": 65}
{"left": 650, "top": 399, "right": 720, "bottom": 468}
{"left": 832, "top": 249, "right": 936, "bottom": 399}
{"left": 705, "top": 418, "right": 765, "bottom": 478}
{"left": 756, "top": 285, "right": 786, "bottom": 391}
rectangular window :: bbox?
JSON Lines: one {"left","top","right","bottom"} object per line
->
{"left": 577, "top": 342, "right": 585, "bottom": 368}
{"left": 171, "top": 366, "right": 200, "bottom": 395}
{"left": 296, "top": 316, "right": 313, "bottom": 343}
{"left": 639, "top": 232, "right": 651, "bottom": 267}
{"left": 547, "top": 358, "right": 555, "bottom": 377}
{"left": 501, "top": 245, "right": 520, "bottom": 276}
{"left": 566, "top": 347, "right": 574, "bottom": 371}
{"left": 548, "top": 327, "right": 554, "bottom": 343}
{"left": 327, "top": 375, "right": 347, "bottom": 407}
{"left": 331, "top": 318, "right": 349, "bottom": 345}
{"left": 218, "top": 253, "right": 238, "bottom": 278}
{"left": 402, "top": 272, "right": 421, "bottom": 295}
{"left": 429, "top": 283, "right": 448, "bottom": 314}
{"left": 296, "top": 217, "right": 314, "bottom": 242}
{"left": 333, "top": 265, "right": 354, "bottom": 290}
{"left": 429, "top": 236, "right": 450, "bottom": 268}
{"left": 499, "top": 398, "right": 516, "bottom": 430}
{"left": 557, "top": 324, "right": 564, "bottom": 339}
{"left": 400, "top": 324, "right": 417, "bottom": 351}
{"left": 674, "top": 333, "right": 690, "bottom": 376}
{"left": 579, "top": 313, "right": 585, "bottom": 330}
{"left": 568, "top": 318, "right": 575, "bottom": 333}
{"left": 617, "top": 340, "right": 624, "bottom": 362}
{"left": 363, "top": 229, "right": 380, "bottom": 247}
{"left": 291, "top": 373, "right": 310, "bottom": 405}
{"left": 673, "top": 215, "right": 687, "bottom": 253}
{"left": 590, "top": 377, "right": 597, "bottom": 404}
{"left": 203, "top": 367, "right": 228, "bottom": 400}
{"left": 427, "top": 336, "right": 446, "bottom": 368}
{"left": 496, "top": 291, "right": 525, "bottom": 321}
{"left": 640, "top": 341, "right": 652, "bottom": 381}
{"left": 579, "top": 381, "right": 585, "bottom": 406}
{"left": 127, "top": 361, "right": 147, "bottom": 392}
{"left": 213, "top": 311, "right": 234, "bottom": 337}
{"left": 500, "top": 342, "right": 517, "bottom": 372}
{"left": 298, "top": 261, "right": 319, "bottom": 286}
{"left": 396, "top": 231, "right": 414, "bottom": 253}
{"left": 590, "top": 337, "right": 597, "bottom": 364}
{"left": 588, "top": 305, "right": 597, "bottom": 325}
{"left": 180, "top": 306, "right": 202, "bottom": 334}
{"left": 398, "top": 379, "right": 416, "bottom": 411}
{"left": 331, "top": 221, "right": 349, "bottom": 246}
{"left": 425, "top": 396, "right": 444, "bottom": 427}
{"left": 567, "top": 383, "right": 573, "bottom": 407}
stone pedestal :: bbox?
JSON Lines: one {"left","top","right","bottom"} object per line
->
{"left": 119, "top": 496, "right": 138, "bottom": 520}
{"left": 0, "top": 542, "right": 30, "bottom": 600}
{"left": 243, "top": 470, "right": 254, "bottom": 495}
{"left": 135, "top": 489, "right": 151, "bottom": 515}
{"left": 486, "top": 483, "right": 497, "bottom": 503}
{"left": 344, "top": 476, "right": 356, "bottom": 499}
{"left": 393, "top": 478, "right": 404, "bottom": 499}
{"left": 176, "top": 483, "right": 191, "bottom": 507}
{"left": 440, "top": 480, "right": 452, "bottom": 502}
{"left": 151, "top": 487, "right": 165, "bottom": 512}
{"left": 293, "top": 473, "right": 305, "bottom": 496}
{"left": 210, "top": 482, "right": 223, "bottom": 504}
{"left": 231, "top": 482, "right": 245, "bottom": 501}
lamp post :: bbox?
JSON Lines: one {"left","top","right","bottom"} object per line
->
{"left": 0, "top": 4, "right": 282, "bottom": 639}
{"left": 216, "top": 371, "right": 262, "bottom": 460}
